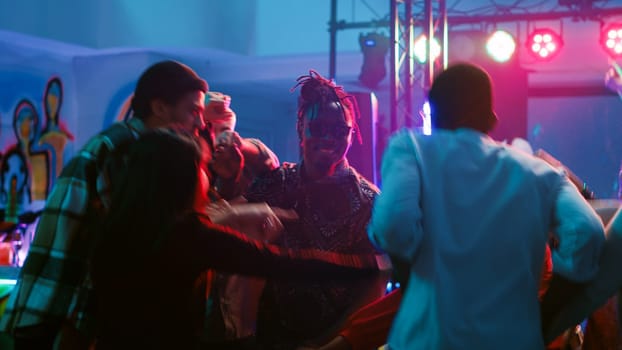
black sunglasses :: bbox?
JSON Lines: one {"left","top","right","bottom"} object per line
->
{"left": 307, "top": 122, "right": 353, "bottom": 138}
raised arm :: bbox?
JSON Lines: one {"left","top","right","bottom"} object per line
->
{"left": 544, "top": 207, "right": 622, "bottom": 342}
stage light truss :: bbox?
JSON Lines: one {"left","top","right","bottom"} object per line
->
{"left": 328, "top": 0, "right": 622, "bottom": 132}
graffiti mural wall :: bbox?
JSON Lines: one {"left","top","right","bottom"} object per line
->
{"left": 0, "top": 30, "right": 213, "bottom": 218}
{"left": 0, "top": 68, "right": 76, "bottom": 220}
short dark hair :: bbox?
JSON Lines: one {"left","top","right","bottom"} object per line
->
{"left": 428, "top": 63, "right": 497, "bottom": 134}
{"left": 131, "top": 60, "right": 208, "bottom": 120}
{"left": 292, "top": 70, "right": 361, "bottom": 143}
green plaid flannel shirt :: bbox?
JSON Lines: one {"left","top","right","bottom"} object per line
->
{"left": 0, "top": 118, "right": 144, "bottom": 337}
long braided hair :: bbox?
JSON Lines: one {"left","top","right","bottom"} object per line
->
{"left": 291, "top": 70, "right": 362, "bottom": 144}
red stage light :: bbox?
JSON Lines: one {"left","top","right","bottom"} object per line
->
{"left": 601, "top": 23, "right": 622, "bottom": 58}
{"left": 527, "top": 28, "right": 563, "bottom": 60}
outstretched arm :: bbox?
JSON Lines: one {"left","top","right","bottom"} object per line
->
{"left": 184, "top": 214, "right": 382, "bottom": 281}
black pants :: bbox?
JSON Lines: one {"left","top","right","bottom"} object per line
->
{"left": 201, "top": 336, "right": 262, "bottom": 350}
{"left": 13, "top": 323, "right": 61, "bottom": 350}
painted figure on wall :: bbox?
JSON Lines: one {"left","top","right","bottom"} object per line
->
{"left": 0, "top": 148, "right": 30, "bottom": 223}
{"left": 13, "top": 99, "right": 51, "bottom": 201}
{"left": 39, "top": 77, "right": 74, "bottom": 178}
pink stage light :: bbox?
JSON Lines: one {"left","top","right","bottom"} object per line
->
{"left": 601, "top": 23, "right": 622, "bottom": 58}
{"left": 527, "top": 28, "right": 563, "bottom": 61}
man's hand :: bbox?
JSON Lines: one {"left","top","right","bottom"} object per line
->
{"left": 211, "top": 131, "right": 244, "bottom": 179}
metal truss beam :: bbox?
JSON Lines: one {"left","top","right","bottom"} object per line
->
{"left": 328, "top": 2, "right": 622, "bottom": 131}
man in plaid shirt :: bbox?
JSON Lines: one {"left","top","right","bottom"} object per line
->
{"left": 0, "top": 60, "right": 208, "bottom": 348}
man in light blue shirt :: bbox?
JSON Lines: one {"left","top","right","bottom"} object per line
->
{"left": 368, "top": 63, "right": 605, "bottom": 350}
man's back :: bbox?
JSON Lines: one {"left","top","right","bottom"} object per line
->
{"left": 0, "top": 119, "right": 142, "bottom": 338}
{"left": 370, "top": 128, "right": 601, "bottom": 349}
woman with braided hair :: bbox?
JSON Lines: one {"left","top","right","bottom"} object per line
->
{"left": 245, "top": 70, "right": 389, "bottom": 349}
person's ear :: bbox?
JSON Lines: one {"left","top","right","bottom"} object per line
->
{"left": 150, "top": 99, "right": 170, "bottom": 120}
{"left": 486, "top": 111, "right": 498, "bottom": 133}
